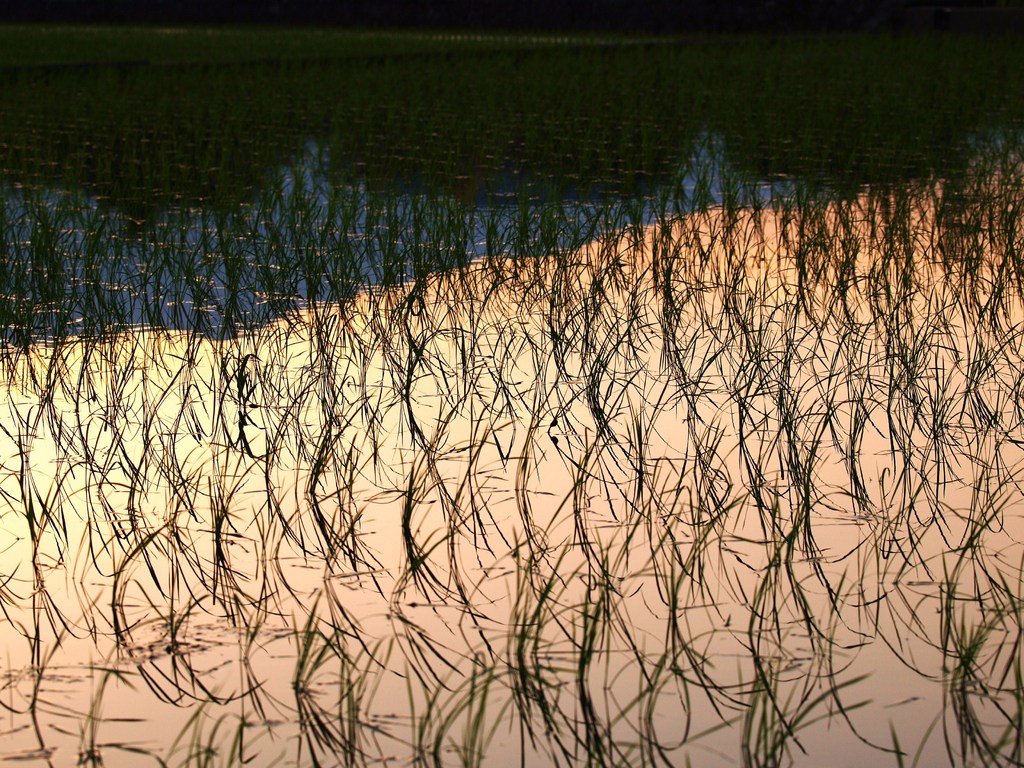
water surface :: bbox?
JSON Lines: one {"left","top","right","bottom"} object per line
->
{"left": 2, "top": 169, "right": 1023, "bottom": 765}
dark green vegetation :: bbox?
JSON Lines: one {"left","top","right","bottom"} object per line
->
{"left": 2, "top": 31, "right": 1022, "bottom": 342}
{"left": 1, "top": 30, "right": 1019, "bottom": 208}
{"left": 0, "top": 0, "right": 895, "bottom": 33}
{"left": 1, "top": 28, "right": 1023, "bottom": 767}
{"left": 0, "top": 25, "right": 596, "bottom": 67}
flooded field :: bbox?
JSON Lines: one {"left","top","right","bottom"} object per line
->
{"left": 1, "top": 30, "right": 1023, "bottom": 767}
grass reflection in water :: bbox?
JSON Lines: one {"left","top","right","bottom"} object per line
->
{"left": 2, "top": 158, "right": 1024, "bottom": 766}
{"left": 2, "top": 27, "right": 1024, "bottom": 767}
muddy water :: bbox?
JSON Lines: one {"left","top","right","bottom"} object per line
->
{"left": 1, "top": 197, "right": 1023, "bottom": 766}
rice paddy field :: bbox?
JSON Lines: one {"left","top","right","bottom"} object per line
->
{"left": 1, "top": 27, "right": 1023, "bottom": 767}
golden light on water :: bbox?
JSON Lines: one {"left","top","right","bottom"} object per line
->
{"left": 2, "top": 191, "right": 1023, "bottom": 765}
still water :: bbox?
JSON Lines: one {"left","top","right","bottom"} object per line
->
{"left": 2, "top": 148, "right": 1023, "bottom": 765}
{"left": 0, "top": 136, "right": 779, "bottom": 340}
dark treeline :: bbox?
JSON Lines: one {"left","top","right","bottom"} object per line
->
{"left": 1, "top": 0, "right": 910, "bottom": 33}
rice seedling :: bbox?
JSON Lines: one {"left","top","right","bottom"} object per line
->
{"left": 0, "top": 25, "right": 1023, "bottom": 768}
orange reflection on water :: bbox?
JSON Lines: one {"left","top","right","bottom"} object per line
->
{"left": 1, "top": 189, "right": 1023, "bottom": 766}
